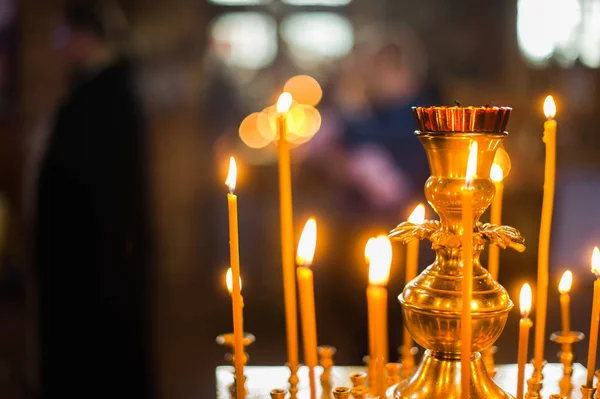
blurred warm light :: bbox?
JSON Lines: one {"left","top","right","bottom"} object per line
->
{"left": 408, "top": 204, "right": 425, "bottom": 224}
{"left": 368, "top": 236, "right": 393, "bottom": 286}
{"left": 225, "top": 157, "right": 237, "bottom": 191}
{"left": 465, "top": 141, "right": 478, "bottom": 186}
{"left": 364, "top": 237, "right": 376, "bottom": 264}
{"left": 558, "top": 270, "right": 573, "bottom": 294}
{"left": 239, "top": 112, "right": 271, "bottom": 149}
{"left": 210, "top": 12, "right": 277, "bottom": 69}
{"left": 287, "top": 105, "right": 322, "bottom": 144}
{"left": 592, "top": 247, "right": 600, "bottom": 275}
{"left": 283, "top": 75, "right": 323, "bottom": 106}
{"left": 520, "top": 283, "right": 532, "bottom": 317}
{"left": 281, "top": 13, "right": 353, "bottom": 63}
{"left": 517, "top": 0, "right": 600, "bottom": 68}
{"left": 256, "top": 105, "right": 278, "bottom": 141}
{"left": 543, "top": 95, "right": 556, "bottom": 119}
{"left": 297, "top": 218, "right": 317, "bottom": 267}
{"left": 277, "top": 92, "right": 293, "bottom": 113}
{"left": 490, "top": 163, "right": 504, "bottom": 183}
{"left": 283, "top": 0, "right": 351, "bottom": 5}
{"left": 226, "top": 267, "right": 242, "bottom": 293}
{"left": 492, "top": 146, "right": 511, "bottom": 179}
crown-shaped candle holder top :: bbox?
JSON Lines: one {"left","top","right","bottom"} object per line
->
{"left": 387, "top": 106, "right": 524, "bottom": 399}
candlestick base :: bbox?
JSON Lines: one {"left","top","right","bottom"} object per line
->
{"left": 270, "top": 389, "right": 287, "bottom": 399}
{"left": 386, "top": 363, "right": 402, "bottom": 387}
{"left": 525, "top": 360, "right": 546, "bottom": 399}
{"left": 363, "top": 355, "right": 376, "bottom": 395}
{"left": 350, "top": 372, "right": 367, "bottom": 399}
{"left": 399, "top": 345, "right": 418, "bottom": 378}
{"left": 550, "top": 331, "right": 584, "bottom": 398}
{"left": 318, "top": 345, "right": 336, "bottom": 385}
{"left": 580, "top": 386, "right": 596, "bottom": 399}
{"left": 388, "top": 350, "right": 513, "bottom": 399}
{"left": 286, "top": 362, "right": 299, "bottom": 399}
{"left": 483, "top": 346, "right": 498, "bottom": 377}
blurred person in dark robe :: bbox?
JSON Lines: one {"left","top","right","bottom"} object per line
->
{"left": 34, "top": 2, "right": 154, "bottom": 398}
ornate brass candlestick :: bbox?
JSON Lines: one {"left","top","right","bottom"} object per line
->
{"left": 216, "top": 332, "right": 256, "bottom": 366}
{"left": 318, "top": 345, "right": 336, "bottom": 385}
{"left": 388, "top": 106, "right": 525, "bottom": 399}
{"left": 550, "top": 331, "right": 584, "bottom": 398}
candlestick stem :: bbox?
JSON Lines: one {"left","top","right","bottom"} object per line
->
{"left": 525, "top": 361, "right": 545, "bottom": 399}
{"left": 286, "top": 362, "right": 299, "bottom": 399}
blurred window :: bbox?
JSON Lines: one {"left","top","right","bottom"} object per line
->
{"left": 517, "top": 0, "right": 600, "bottom": 68}
{"left": 209, "top": 0, "right": 272, "bottom": 4}
{"left": 281, "top": 12, "right": 353, "bottom": 64}
{"left": 282, "top": 0, "right": 352, "bottom": 5}
{"left": 210, "top": 12, "right": 278, "bottom": 69}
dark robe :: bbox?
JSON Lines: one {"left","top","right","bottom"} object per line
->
{"left": 34, "top": 59, "right": 154, "bottom": 398}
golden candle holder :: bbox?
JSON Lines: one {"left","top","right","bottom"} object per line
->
{"left": 332, "top": 386, "right": 351, "bottom": 399}
{"left": 388, "top": 106, "right": 525, "bottom": 399}
{"left": 350, "top": 372, "right": 367, "bottom": 399}
{"left": 580, "top": 386, "right": 596, "bottom": 399}
{"left": 270, "top": 388, "right": 288, "bottom": 399}
{"left": 318, "top": 345, "right": 336, "bottom": 385}
{"left": 526, "top": 360, "right": 545, "bottom": 399}
{"left": 216, "top": 332, "right": 256, "bottom": 365}
{"left": 286, "top": 362, "right": 299, "bottom": 399}
{"left": 550, "top": 331, "right": 585, "bottom": 398}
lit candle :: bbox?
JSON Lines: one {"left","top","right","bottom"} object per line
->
{"left": 366, "top": 235, "right": 393, "bottom": 399}
{"left": 403, "top": 204, "right": 425, "bottom": 361}
{"left": 225, "top": 157, "right": 245, "bottom": 398}
{"left": 276, "top": 92, "right": 299, "bottom": 374}
{"left": 585, "top": 247, "right": 600, "bottom": 387}
{"left": 461, "top": 141, "right": 478, "bottom": 399}
{"left": 558, "top": 270, "right": 573, "bottom": 334}
{"left": 533, "top": 95, "right": 557, "bottom": 369}
{"left": 488, "top": 163, "right": 504, "bottom": 281}
{"left": 296, "top": 218, "right": 318, "bottom": 399}
{"left": 517, "top": 283, "right": 533, "bottom": 399}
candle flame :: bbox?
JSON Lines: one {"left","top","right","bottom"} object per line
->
{"left": 225, "top": 156, "right": 237, "bottom": 192}
{"left": 558, "top": 270, "right": 573, "bottom": 294}
{"left": 465, "top": 141, "right": 478, "bottom": 187}
{"left": 226, "top": 267, "right": 242, "bottom": 293}
{"left": 490, "top": 163, "right": 504, "bottom": 183}
{"left": 296, "top": 218, "right": 317, "bottom": 267}
{"left": 543, "top": 95, "right": 556, "bottom": 119}
{"left": 364, "top": 237, "right": 376, "bottom": 263}
{"left": 520, "top": 283, "right": 532, "bottom": 317}
{"left": 592, "top": 246, "right": 600, "bottom": 276}
{"left": 277, "top": 92, "right": 293, "bottom": 113}
{"left": 368, "top": 235, "right": 393, "bottom": 286}
{"left": 408, "top": 204, "right": 425, "bottom": 223}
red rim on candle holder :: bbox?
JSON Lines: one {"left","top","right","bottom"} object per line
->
{"left": 412, "top": 106, "right": 512, "bottom": 133}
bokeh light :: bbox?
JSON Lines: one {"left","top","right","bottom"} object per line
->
{"left": 493, "top": 146, "right": 512, "bottom": 179}
{"left": 283, "top": 75, "right": 323, "bottom": 107}
{"left": 239, "top": 112, "right": 271, "bottom": 149}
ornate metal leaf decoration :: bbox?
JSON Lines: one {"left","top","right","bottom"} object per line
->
{"left": 475, "top": 223, "right": 526, "bottom": 252}
{"left": 389, "top": 220, "right": 441, "bottom": 244}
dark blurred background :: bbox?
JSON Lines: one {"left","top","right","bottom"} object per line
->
{"left": 0, "top": 0, "right": 598, "bottom": 398}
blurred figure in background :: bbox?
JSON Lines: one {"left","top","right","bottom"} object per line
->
{"left": 34, "top": 2, "right": 154, "bottom": 398}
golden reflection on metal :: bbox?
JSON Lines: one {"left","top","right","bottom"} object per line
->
{"left": 389, "top": 116, "right": 524, "bottom": 399}
{"left": 399, "top": 345, "right": 417, "bottom": 378}
{"left": 483, "top": 345, "right": 498, "bottom": 377}
{"left": 550, "top": 331, "right": 585, "bottom": 398}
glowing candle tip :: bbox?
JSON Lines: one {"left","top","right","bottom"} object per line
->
{"left": 277, "top": 92, "right": 293, "bottom": 113}
{"left": 408, "top": 204, "right": 426, "bottom": 223}
{"left": 296, "top": 218, "right": 317, "bottom": 267}
{"left": 520, "top": 283, "right": 532, "bottom": 317}
{"left": 368, "top": 235, "right": 393, "bottom": 286}
{"left": 225, "top": 156, "right": 237, "bottom": 192}
{"left": 543, "top": 95, "right": 556, "bottom": 119}
{"left": 558, "top": 270, "right": 572, "bottom": 294}
{"left": 490, "top": 163, "right": 504, "bottom": 183}
{"left": 592, "top": 247, "right": 600, "bottom": 276}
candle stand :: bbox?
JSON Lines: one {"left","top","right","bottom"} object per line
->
{"left": 388, "top": 106, "right": 524, "bottom": 399}
{"left": 550, "top": 331, "right": 585, "bottom": 398}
